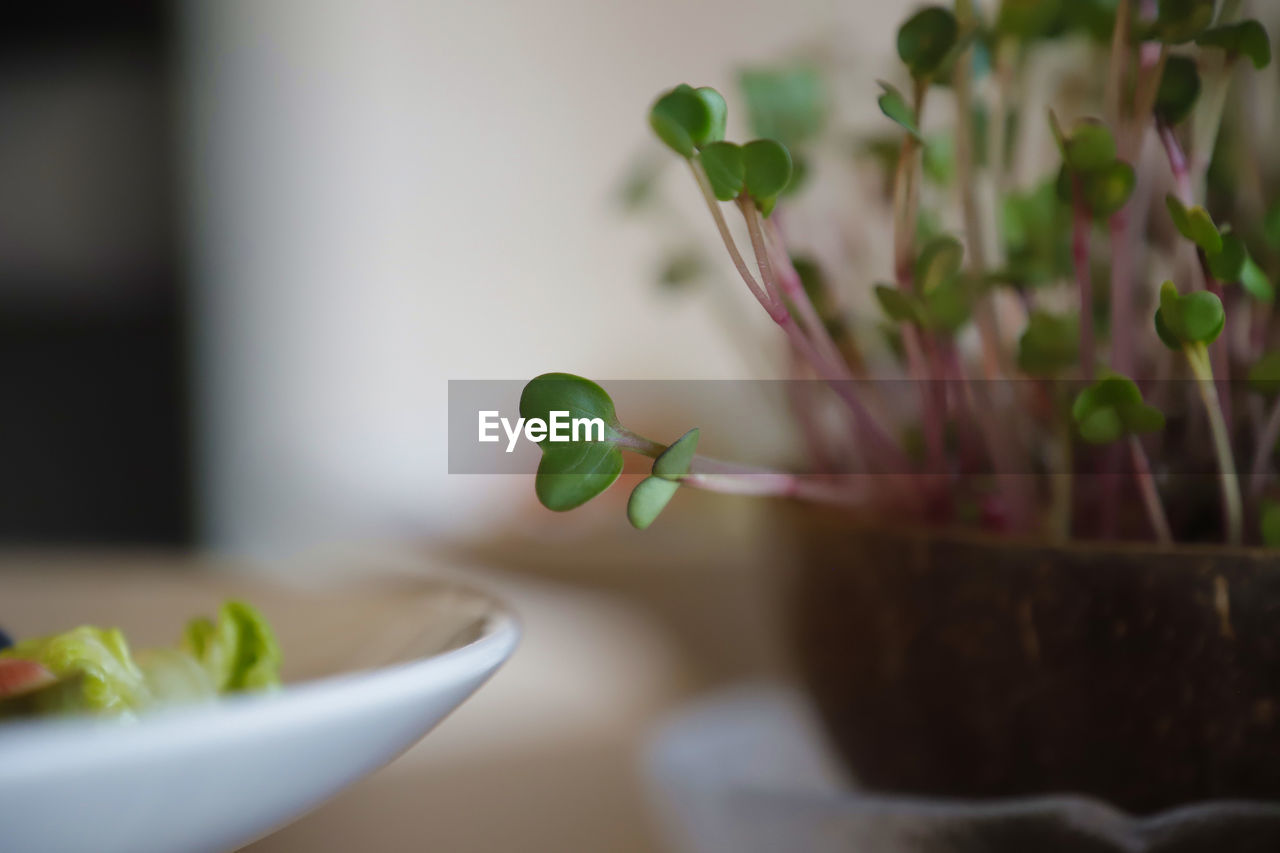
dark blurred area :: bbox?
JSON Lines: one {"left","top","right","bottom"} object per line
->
{"left": 0, "top": 2, "right": 189, "bottom": 544}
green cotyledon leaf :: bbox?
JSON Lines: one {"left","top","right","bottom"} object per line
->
{"left": 742, "top": 139, "right": 794, "bottom": 207}
{"left": 1196, "top": 20, "right": 1271, "bottom": 69}
{"left": 521, "top": 373, "right": 627, "bottom": 511}
{"left": 698, "top": 142, "right": 744, "bottom": 201}
{"left": 627, "top": 476, "right": 680, "bottom": 530}
{"left": 649, "top": 86, "right": 714, "bottom": 158}
{"left": 877, "top": 81, "right": 923, "bottom": 141}
{"left": 653, "top": 428, "right": 700, "bottom": 478}
{"left": 898, "top": 6, "right": 959, "bottom": 77}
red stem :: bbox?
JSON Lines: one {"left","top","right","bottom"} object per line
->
{"left": 680, "top": 471, "right": 865, "bottom": 506}
{"left": 1109, "top": 210, "right": 1135, "bottom": 376}
{"left": 1071, "top": 182, "right": 1096, "bottom": 381}
{"left": 1129, "top": 435, "right": 1172, "bottom": 542}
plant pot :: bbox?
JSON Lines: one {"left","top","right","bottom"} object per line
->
{"left": 789, "top": 513, "right": 1280, "bottom": 815}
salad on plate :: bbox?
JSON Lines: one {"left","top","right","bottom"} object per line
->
{"left": 0, "top": 601, "right": 281, "bottom": 720}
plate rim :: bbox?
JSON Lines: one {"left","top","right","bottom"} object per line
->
{"left": 0, "top": 603, "right": 519, "bottom": 779}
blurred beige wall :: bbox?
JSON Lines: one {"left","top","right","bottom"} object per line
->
{"left": 182, "top": 0, "right": 910, "bottom": 556}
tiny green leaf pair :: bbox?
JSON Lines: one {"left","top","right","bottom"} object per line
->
{"left": 1154, "top": 280, "right": 1225, "bottom": 350}
{"left": 1203, "top": 233, "right": 1273, "bottom": 301}
{"left": 1195, "top": 19, "right": 1272, "bottom": 70}
{"left": 1072, "top": 375, "right": 1165, "bottom": 445}
{"left": 1018, "top": 311, "right": 1079, "bottom": 377}
{"left": 1164, "top": 194, "right": 1221, "bottom": 253}
{"left": 877, "top": 81, "right": 922, "bottom": 141}
{"left": 1054, "top": 119, "right": 1134, "bottom": 219}
{"left": 520, "top": 373, "right": 703, "bottom": 529}
{"left": 897, "top": 6, "right": 959, "bottom": 79}
{"left": 915, "top": 234, "right": 964, "bottom": 293}
{"left": 627, "top": 428, "right": 700, "bottom": 530}
{"left": 874, "top": 283, "right": 974, "bottom": 333}
{"left": 520, "top": 373, "right": 626, "bottom": 512}
{"left": 1165, "top": 196, "right": 1274, "bottom": 301}
{"left": 699, "top": 140, "right": 793, "bottom": 209}
{"left": 649, "top": 85, "right": 728, "bottom": 158}
{"left": 874, "top": 284, "right": 924, "bottom": 325}
{"left": 874, "top": 234, "right": 973, "bottom": 332}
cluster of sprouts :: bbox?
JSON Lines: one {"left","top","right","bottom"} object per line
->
{"left": 523, "top": 1, "right": 1280, "bottom": 547}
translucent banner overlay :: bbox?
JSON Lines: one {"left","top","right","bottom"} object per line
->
{"left": 448, "top": 378, "right": 1263, "bottom": 477}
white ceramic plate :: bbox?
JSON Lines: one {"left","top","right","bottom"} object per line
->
{"left": 0, "top": 560, "right": 518, "bottom": 853}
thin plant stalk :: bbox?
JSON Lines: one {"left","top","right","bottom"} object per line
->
{"left": 1105, "top": 0, "right": 1132, "bottom": 126}
{"left": 1127, "top": 44, "right": 1169, "bottom": 155}
{"left": 786, "top": 354, "right": 842, "bottom": 474}
{"left": 688, "top": 160, "right": 908, "bottom": 468}
{"left": 988, "top": 40, "right": 1016, "bottom": 204}
{"left": 1106, "top": 0, "right": 1140, "bottom": 377}
{"left": 1071, "top": 185, "right": 1097, "bottom": 381}
{"left": 1110, "top": 210, "right": 1136, "bottom": 376}
{"left": 615, "top": 429, "right": 666, "bottom": 457}
{"left": 889, "top": 82, "right": 947, "bottom": 476}
{"left": 779, "top": 312, "right": 912, "bottom": 472}
{"left": 688, "top": 161, "right": 776, "bottom": 314}
{"left": 1158, "top": 124, "right": 1235, "bottom": 428}
{"left": 1250, "top": 395, "right": 1280, "bottom": 498}
{"left": 1187, "top": 343, "right": 1244, "bottom": 545}
{"left": 619, "top": 430, "right": 865, "bottom": 505}
{"left": 680, "top": 471, "right": 865, "bottom": 505}
{"left": 951, "top": 2, "right": 1005, "bottom": 380}
{"left": 1128, "top": 434, "right": 1172, "bottom": 543}
{"left": 1190, "top": 63, "right": 1233, "bottom": 201}
{"left": 1188, "top": 0, "right": 1244, "bottom": 199}
{"left": 1107, "top": 11, "right": 1168, "bottom": 379}
{"left": 1157, "top": 123, "right": 1204, "bottom": 296}
{"left": 754, "top": 207, "right": 848, "bottom": 376}
{"left": 1049, "top": 384, "right": 1074, "bottom": 541}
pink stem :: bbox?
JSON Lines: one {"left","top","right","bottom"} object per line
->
{"left": 679, "top": 471, "right": 866, "bottom": 505}
{"left": 1158, "top": 123, "right": 1234, "bottom": 429}
{"left": 689, "top": 161, "right": 909, "bottom": 472}
{"left": 623, "top": 432, "right": 865, "bottom": 505}
{"left": 901, "top": 324, "right": 946, "bottom": 474}
{"left": 1158, "top": 122, "right": 1195, "bottom": 207}
{"left": 1129, "top": 435, "right": 1172, "bottom": 542}
{"left": 1071, "top": 183, "right": 1096, "bottom": 381}
{"left": 777, "top": 314, "right": 911, "bottom": 473}
{"left": 786, "top": 353, "right": 841, "bottom": 474}
{"left": 739, "top": 201, "right": 912, "bottom": 473}
{"left": 1110, "top": 209, "right": 1135, "bottom": 376}
{"left": 762, "top": 216, "right": 849, "bottom": 379}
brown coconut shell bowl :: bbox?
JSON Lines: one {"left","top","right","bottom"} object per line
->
{"left": 789, "top": 513, "right": 1280, "bottom": 815}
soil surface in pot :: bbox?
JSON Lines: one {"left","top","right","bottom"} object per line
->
{"left": 790, "top": 515, "right": 1280, "bottom": 814}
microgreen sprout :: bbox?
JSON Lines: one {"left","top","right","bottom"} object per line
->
{"left": 520, "top": 2, "right": 1280, "bottom": 546}
{"left": 1154, "top": 281, "right": 1241, "bottom": 544}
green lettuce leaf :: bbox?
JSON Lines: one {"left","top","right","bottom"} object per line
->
{"left": 0, "top": 626, "right": 150, "bottom": 716}
{"left": 136, "top": 647, "right": 219, "bottom": 706}
{"left": 183, "top": 600, "right": 282, "bottom": 693}
{"left": 0, "top": 599, "right": 282, "bottom": 720}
